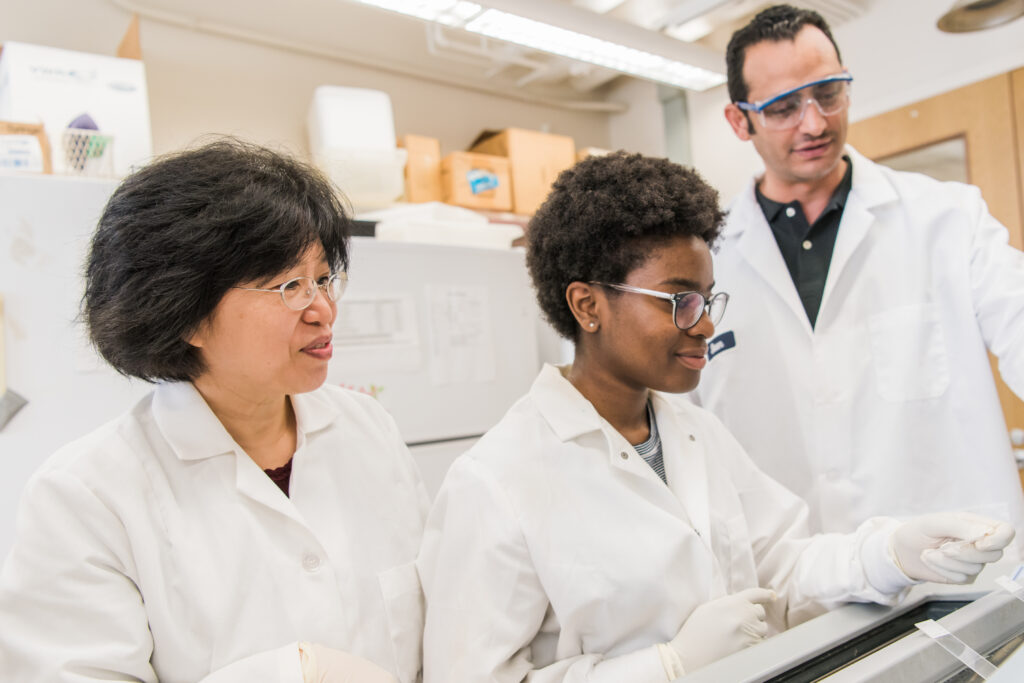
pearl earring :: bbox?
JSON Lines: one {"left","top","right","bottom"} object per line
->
{"left": 589, "top": 322, "right": 596, "bottom": 328}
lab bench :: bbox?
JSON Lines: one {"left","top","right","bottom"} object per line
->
{"left": 678, "top": 578, "right": 1024, "bottom": 682}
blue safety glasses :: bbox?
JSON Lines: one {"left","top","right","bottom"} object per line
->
{"left": 736, "top": 72, "right": 853, "bottom": 130}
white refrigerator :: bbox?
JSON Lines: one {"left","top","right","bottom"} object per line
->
{"left": 0, "top": 173, "right": 558, "bottom": 559}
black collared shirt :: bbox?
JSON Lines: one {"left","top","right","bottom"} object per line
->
{"left": 755, "top": 156, "right": 853, "bottom": 328}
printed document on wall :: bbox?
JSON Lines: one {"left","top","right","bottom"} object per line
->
{"left": 427, "top": 285, "right": 495, "bottom": 385}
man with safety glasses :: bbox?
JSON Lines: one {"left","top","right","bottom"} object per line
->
{"left": 693, "top": 4, "right": 1024, "bottom": 568}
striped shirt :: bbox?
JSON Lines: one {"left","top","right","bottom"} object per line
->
{"left": 634, "top": 401, "right": 666, "bottom": 484}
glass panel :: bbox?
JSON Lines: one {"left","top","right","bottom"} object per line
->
{"left": 878, "top": 137, "right": 968, "bottom": 184}
{"left": 767, "top": 600, "right": 971, "bottom": 682}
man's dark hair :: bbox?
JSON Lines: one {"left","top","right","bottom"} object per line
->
{"left": 84, "top": 137, "right": 351, "bottom": 382}
{"left": 726, "top": 4, "right": 842, "bottom": 105}
{"left": 526, "top": 151, "right": 724, "bottom": 341}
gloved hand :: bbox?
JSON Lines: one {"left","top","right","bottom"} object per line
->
{"left": 298, "top": 642, "right": 399, "bottom": 683}
{"left": 668, "top": 587, "right": 777, "bottom": 673}
{"left": 890, "top": 512, "right": 1015, "bottom": 584}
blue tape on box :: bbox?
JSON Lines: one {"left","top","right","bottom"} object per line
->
{"left": 466, "top": 168, "right": 500, "bottom": 194}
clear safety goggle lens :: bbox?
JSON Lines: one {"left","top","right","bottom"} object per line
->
{"left": 758, "top": 80, "right": 851, "bottom": 130}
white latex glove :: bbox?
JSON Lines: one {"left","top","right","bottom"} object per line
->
{"left": 298, "top": 642, "right": 399, "bottom": 683}
{"left": 890, "top": 512, "right": 1015, "bottom": 584}
{"left": 668, "top": 587, "right": 777, "bottom": 674}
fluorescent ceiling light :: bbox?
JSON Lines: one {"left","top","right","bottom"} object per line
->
{"left": 347, "top": 0, "right": 726, "bottom": 90}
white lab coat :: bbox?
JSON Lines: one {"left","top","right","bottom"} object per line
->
{"left": 693, "top": 147, "right": 1024, "bottom": 539}
{"left": 0, "top": 382, "right": 429, "bottom": 683}
{"left": 418, "top": 364, "right": 910, "bottom": 683}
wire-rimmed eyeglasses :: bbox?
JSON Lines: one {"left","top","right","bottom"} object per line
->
{"left": 736, "top": 72, "right": 853, "bottom": 130}
{"left": 235, "top": 272, "right": 348, "bottom": 311}
{"left": 591, "top": 282, "right": 729, "bottom": 330}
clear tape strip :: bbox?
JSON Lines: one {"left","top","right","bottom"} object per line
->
{"left": 995, "top": 575, "right": 1024, "bottom": 602}
{"left": 915, "top": 619, "right": 997, "bottom": 680}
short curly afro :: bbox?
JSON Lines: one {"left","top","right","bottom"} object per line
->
{"left": 527, "top": 151, "right": 724, "bottom": 341}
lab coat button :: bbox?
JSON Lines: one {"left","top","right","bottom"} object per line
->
{"left": 302, "top": 554, "right": 321, "bottom": 572}
{"left": 620, "top": 451, "right": 629, "bottom": 460}
{"left": 688, "top": 434, "right": 696, "bottom": 441}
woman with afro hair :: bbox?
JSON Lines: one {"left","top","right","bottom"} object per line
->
{"left": 417, "top": 152, "right": 1012, "bottom": 682}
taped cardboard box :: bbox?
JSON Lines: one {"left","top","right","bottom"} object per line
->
{"left": 441, "top": 151, "right": 511, "bottom": 212}
{"left": 0, "top": 120, "right": 51, "bottom": 173}
{"left": 469, "top": 128, "right": 576, "bottom": 215}
{"left": 399, "top": 134, "right": 442, "bottom": 203}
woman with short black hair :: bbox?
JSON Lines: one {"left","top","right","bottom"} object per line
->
{"left": 0, "top": 139, "right": 427, "bottom": 683}
{"left": 418, "top": 151, "right": 1014, "bottom": 682}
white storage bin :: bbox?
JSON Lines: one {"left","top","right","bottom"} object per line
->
{"left": 308, "top": 86, "right": 397, "bottom": 152}
{"left": 307, "top": 86, "right": 405, "bottom": 210}
{"left": 315, "top": 147, "right": 407, "bottom": 210}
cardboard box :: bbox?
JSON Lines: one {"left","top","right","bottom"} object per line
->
{"left": 469, "top": 128, "right": 576, "bottom": 215}
{"left": 0, "top": 41, "right": 152, "bottom": 177}
{"left": 0, "top": 120, "right": 51, "bottom": 173}
{"left": 399, "top": 134, "right": 442, "bottom": 203}
{"left": 441, "top": 151, "right": 512, "bottom": 212}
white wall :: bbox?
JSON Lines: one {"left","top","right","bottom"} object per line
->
{"left": 686, "top": 85, "right": 763, "bottom": 204}
{"left": 686, "top": 0, "right": 1024, "bottom": 202}
{"left": 839, "top": 1, "right": 1024, "bottom": 122}
{"left": 605, "top": 77, "right": 668, "bottom": 156}
{"left": 3, "top": 0, "right": 615, "bottom": 161}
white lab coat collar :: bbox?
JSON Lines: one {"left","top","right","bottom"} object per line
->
{"left": 820, "top": 147, "right": 900, "bottom": 317}
{"left": 152, "top": 382, "right": 337, "bottom": 463}
{"left": 529, "top": 364, "right": 605, "bottom": 443}
{"left": 844, "top": 146, "right": 900, "bottom": 209}
{"left": 529, "top": 364, "right": 714, "bottom": 543}
{"left": 151, "top": 381, "right": 236, "bottom": 461}
{"left": 723, "top": 145, "right": 898, "bottom": 240}
{"left": 151, "top": 382, "right": 338, "bottom": 524}
{"left": 727, "top": 180, "right": 808, "bottom": 331}
{"left": 725, "top": 145, "right": 902, "bottom": 334}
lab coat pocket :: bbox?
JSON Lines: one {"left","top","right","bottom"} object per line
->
{"left": 868, "top": 304, "right": 950, "bottom": 401}
{"left": 377, "top": 561, "right": 424, "bottom": 683}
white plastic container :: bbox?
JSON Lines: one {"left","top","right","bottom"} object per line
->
{"left": 315, "top": 147, "right": 407, "bottom": 210}
{"left": 307, "top": 86, "right": 406, "bottom": 209}
{"left": 308, "top": 86, "right": 397, "bottom": 152}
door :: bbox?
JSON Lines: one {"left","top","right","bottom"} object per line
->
{"left": 848, "top": 69, "right": 1024, "bottom": 461}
